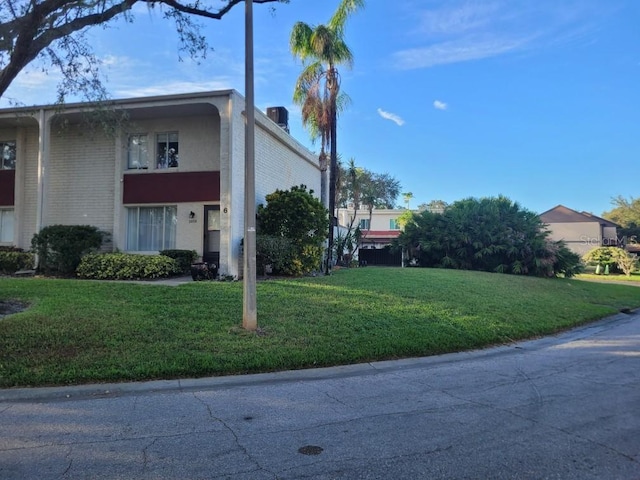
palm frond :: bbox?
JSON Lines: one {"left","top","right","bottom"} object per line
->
{"left": 328, "top": 0, "right": 365, "bottom": 36}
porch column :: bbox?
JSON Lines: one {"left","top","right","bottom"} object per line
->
{"left": 35, "top": 109, "right": 51, "bottom": 234}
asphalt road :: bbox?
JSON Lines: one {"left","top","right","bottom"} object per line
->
{"left": 1, "top": 311, "right": 639, "bottom": 479}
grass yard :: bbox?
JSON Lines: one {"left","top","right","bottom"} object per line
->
{"left": 576, "top": 272, "right": 640, "bottom": 283}
{"left": 1, "top": 267, "right": 639, "bottom": 388}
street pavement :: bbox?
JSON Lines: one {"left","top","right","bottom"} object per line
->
{"left": 1, "top": 311, "right": 639, "bottom": 479}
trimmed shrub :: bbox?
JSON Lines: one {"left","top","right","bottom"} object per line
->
{"left": 257, "top": 235, "right": 295, "bottom": 275}
{"left": 76, "top": 253, "right": 181, "bottom": 280}
{"left": 31, "top": 225, "right": 105, "bottom": 275}
{"left": 0, "top": 251, "right": 35, "bottom": 274}
{"left": 160, "top": 249, "right": 198, "bottom": 273}
{"left": 0, "top": 246, "right": 24, "bottom": 252}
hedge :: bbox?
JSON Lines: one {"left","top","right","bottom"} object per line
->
{"left": 76, "top": 253, "right": 181, "bottom": 280}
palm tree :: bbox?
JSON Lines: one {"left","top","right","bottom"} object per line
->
{"left": 290, "top": 0, "right": 364, "bottom": 274}
{"left": 402, "top": 192, "right": 414, "bottom": 210}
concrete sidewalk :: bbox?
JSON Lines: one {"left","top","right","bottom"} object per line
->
{"left": 1, "top": 311, "right": 639, "bottom": 479}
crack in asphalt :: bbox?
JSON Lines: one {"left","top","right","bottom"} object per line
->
{"left": 192, "top": 392, "right": 278, "bottom": 479}
{"left": 438, "top": 388, "right": 640, "bottom": 465}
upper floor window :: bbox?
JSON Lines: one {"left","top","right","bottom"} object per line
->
{"left": 1, "top": 141, "right": 16, "bottom": 170}
{"left": 127, "top": 134, "right": 149, "bottom": 169}
{"left": 390, "top": 219, "right": 400, "bottom": 230}
{"left": 359, "top": 218, "right": 370, "bottom": 230}
{"left": 156, "top": 133, "right": 179, "bottom": 169}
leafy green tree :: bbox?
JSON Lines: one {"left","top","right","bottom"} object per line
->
{"left": 290, "top": 0, "right": 364, "bottom": 273}
{"left": 0, "top": 0, "right": 287, "bottom": 102}
{"left": 257, "top": 185, "right": 328, "bottom": 275}
{"left": 582, "top": 246, "right": 638, "bottom": 276}
{"left": 394, "top": 196, "right": 582, "bottom": 277}
{"left": 602, "top": 196, "right": 640, "bottom": 243}
{"left": 417, "top": 200, "right": 448, "bottom": 213}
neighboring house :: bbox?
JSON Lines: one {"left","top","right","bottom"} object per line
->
{"left": 0, "top": 90, "right": 322, "bottom": 278}
{"left": 539, "top": 205, "right": 619, "bottom": 256}
{"left": 335, "top": 207, "right": 406, "bottom": 266}
{"left": 336, "top": 207, "right": 405, "bottom": 250}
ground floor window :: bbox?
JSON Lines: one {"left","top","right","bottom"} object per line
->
{"left": 126, "top": 206, "right": 176, "bottom": 251}
{"left": 0, "top": 209, "right": 14, "bottom": 242}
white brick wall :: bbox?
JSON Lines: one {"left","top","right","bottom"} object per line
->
{"left": 222, "top": 93, "right": 322, "bottom": 277}
{"left": 45, "top": 123, "right": 115, "bottom": 239}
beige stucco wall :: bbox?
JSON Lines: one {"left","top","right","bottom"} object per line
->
{"left": 337, "top": 208, "right": 404, "bottom": 231}
{"left": 545, "top": 222, "right": 602, "bottom": 256}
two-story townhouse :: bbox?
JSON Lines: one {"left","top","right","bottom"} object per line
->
{"left": 335, "top": 207, "right": 406, "bottom": 266}
{"left": 539, "top": 205, "right": 619, "bottom": 256}
{"left": 0, "top": 90, "right": 322, "bottom": 278}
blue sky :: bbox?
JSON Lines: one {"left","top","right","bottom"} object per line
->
{"left": 2, "top": 0, "right": 639, "bottom": 215}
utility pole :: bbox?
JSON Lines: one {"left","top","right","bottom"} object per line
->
{"left": 243, "top": 0, "right": 257, "bottom": 330}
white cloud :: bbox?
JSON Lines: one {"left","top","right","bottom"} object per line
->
{"left": 433, "top": 100, "right": 448, "bottom": 110}
{"left": 417, "top": 2, "right": 502, "bottom": 36}
{"left": 377, "top": 108, "right": 405, "bottom": 126}
{"left": 394, "top": 1, "right": 606, "bottom": 70}
{"left": 394, "top": 35, "right": 529, "bottom": 69}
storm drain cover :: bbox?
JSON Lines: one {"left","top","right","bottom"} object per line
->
{"left": 298, "top": 445, "right": 323, "bottom": 455}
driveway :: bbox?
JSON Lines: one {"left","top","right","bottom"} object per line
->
{"left": 1, "top": 311, "right": 639, "bottom": 479}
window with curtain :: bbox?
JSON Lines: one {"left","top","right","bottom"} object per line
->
{"left": 156, "top": 132, "right": 179, "bottom": 169}
{"left": 0, "top": 209, "right": 14, "bottom": 242}
{"left": 126, "top": 206, "right": 177, "bottom": 251}
{"left": 1, "top": 141, "right": 16, "bottom": 170}
{"left": 127, "top": 134, "right": 149, "bottom": 169}
{"left": 390, "top": 219, "right": 400, "bottom": 230}
{"left": 359, "top": 218, "right": 370, "bottom": 230}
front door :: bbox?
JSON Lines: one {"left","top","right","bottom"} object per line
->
{"left": 203, "top": 205, "right": 220, "bottom": 266}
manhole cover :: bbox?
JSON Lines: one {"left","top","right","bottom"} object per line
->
{"left": 298, "top": 445, "right": 323, "bottom": 455}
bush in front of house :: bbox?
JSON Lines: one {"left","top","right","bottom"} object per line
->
{"left": 76, "top": 253, "right": 181, "bottom": 280}
{"left": 31, "top": 225, "right": 105, "bottom": 275}
{"left": 160, "top": 249, "right": 198, "bottom": 273}
{"left": 256, "top": 235, "right": 295, "bottom": 275}
{"left": 257, "top": 185, "right": 328, "bottom": 276}
{"left": 0, "top": 250, "right": 35, "bottom": 274}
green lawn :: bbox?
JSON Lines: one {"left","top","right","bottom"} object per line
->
{"left": 1, "top": 268, "right": 639, "bottom": 388}
{"left": 576, "top": 272, "right": 640, "bottom": 283}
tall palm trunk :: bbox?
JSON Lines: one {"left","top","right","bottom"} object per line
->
{"left": 326, "top": 95, "right": 338, "bottom": 274}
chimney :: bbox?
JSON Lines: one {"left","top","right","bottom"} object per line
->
{"left": 266, "top": 106, "right": 289, "bottom": 133}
